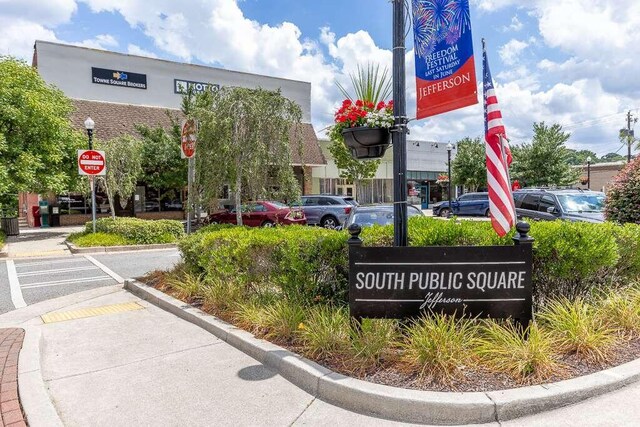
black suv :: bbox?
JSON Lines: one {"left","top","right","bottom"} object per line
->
{"left": 296, "top": 195, "right": 358, "bottom": 228}
{"left": 513, "top": 189, "right": 606, "bottom": 223}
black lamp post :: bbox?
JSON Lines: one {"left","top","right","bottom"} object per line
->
{"left": 586, "top": 156, "right": 592, "bottom": 190}
{"left": 391, "top": 0, "right": 408, "bottom": 246}
{"left": 447, "top": 143, "right": 454, "bottom": 209}
{"left": 84, "top": 117, "right": 96, "bottom": 233}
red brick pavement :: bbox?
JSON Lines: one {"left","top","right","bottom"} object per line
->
{"left": 0, "top": 329, "right": 26, "bottom": 427}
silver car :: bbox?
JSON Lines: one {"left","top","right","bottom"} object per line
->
{"left": 297, "top": 195, "right": 358, "bottom": 228}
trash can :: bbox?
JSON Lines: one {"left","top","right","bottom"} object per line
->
{"left": 39, "top": 201, "right": 49, "bottom": 228}
{"left": 49, "top": 204, "right": 61, "bottom": 227}
{"left": 32, "top": 206, "right": 41, "bottom": 227}
{"left": 0, "top": 217, "right": 19, "bottom": 236}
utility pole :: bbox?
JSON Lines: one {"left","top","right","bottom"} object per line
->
{"left": 626, "top": 110, "right": 637, "bottom": 163}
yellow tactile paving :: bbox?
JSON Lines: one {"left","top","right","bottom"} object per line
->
{"left": 41, "top": 302, "right": 144, "bottom": 324}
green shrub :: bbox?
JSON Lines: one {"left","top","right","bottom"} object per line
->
{"left": 475, "top": 320, "right": 561, "bottom": 383}
{"left": 610, "top": 223, "right": 640, "bottom": 278}
{"left": 179, "top": 226, "right": 349, "bottom": 305}
{"left": 605, "top": 157, "right": 640, "bottom": 223}
{"left": 87, "top": 217, "right": 184, "bottom": 244}
{"left": 402, "top": 313, "right": 478, "bottom": 383}
{"left": 347, "top": 318, "right": 399, "bottom": 368}
{"left": 298, "top": 306, "right": 349, "bottom": 358}
{"left": 529, "top": 221, "right": 619, "bottom": 304}
{"left": 597, "top": 286, "right": 640, "bottom": 338}
{"left": 538, "top": 298, "right": 618, "bottom": 363}
{"left": 0, "top": 230, "right": 5, "bottom": 246}
{"left": 68, "top": 232, "right": 131, "bottom": 247}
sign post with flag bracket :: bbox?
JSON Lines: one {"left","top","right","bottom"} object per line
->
{"left": 181, "top": 119, "right": 197, "bottom": 234}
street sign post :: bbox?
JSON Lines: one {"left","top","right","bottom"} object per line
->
{"left": 78, "top": 149, "right": 106, "bottom": 233}
{"left": 181, "top": 119, "right": 197, "bottom": 234}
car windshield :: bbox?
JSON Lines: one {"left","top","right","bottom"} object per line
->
{"left": 557, "top": 194, "right": 605, "bottom": 213}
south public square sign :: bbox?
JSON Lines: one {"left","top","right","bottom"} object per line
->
{"left": 349, "top": 245, "right": 532, "bottom": 323}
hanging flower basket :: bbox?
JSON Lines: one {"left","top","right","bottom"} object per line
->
{"left": 341, "top": 126, "right": 391, "bottom": 160}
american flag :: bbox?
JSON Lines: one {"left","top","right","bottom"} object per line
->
{"left": 483, "top": 39, "right": 516, "bottom": 237}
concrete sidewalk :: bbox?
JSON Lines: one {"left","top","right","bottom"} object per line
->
{"left": 2, "top": 227, "right": 83, "bottom": 259}
{"left": 3, "top": 285, "right": 640, "bottom": 426}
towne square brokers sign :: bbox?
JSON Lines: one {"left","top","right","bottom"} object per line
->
{"left": 91, "top": 67, "right": 147, "bottom": 90}
{"left": 349, "top": 243, "right": 532, "bottom": 324}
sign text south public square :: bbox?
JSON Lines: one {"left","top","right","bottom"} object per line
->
{"left": 349, "top": 245, "right": 532, "bottom": 322}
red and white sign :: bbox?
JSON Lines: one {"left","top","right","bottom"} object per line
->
{"left": 181, "top": 119, "right": 197, "bottom": 158}
{"left": 78, "top": 149, "right": 106, "bottom": 176}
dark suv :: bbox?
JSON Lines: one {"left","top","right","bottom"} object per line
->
{"left": 513, "top": 189, "right": 606, "bottom": 223}
{"left": 297, "top": 195, "right": 358, "bottom": 228}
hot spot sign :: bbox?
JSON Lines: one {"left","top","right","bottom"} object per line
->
{"left": 77, "top": 150, "right": 106, "bottom": 176}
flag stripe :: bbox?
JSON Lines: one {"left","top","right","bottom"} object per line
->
{"left": 483, "top": 40, "right": 516, "bottom": 237}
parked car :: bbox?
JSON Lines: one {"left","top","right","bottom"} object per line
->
{"left": 207, "top": 201, "right": 306, "bottom": 227}
{"left": 295, "top": 194, "right": 358, "bottom": 229}
{"left": 163, "top": 199, "right": 183, "bottom": 210}
{"left": 513, "top": 188, "right": 606, "bottom": 223}
{"left": 431, "top": 192, "right": 490, "bottom": 217}
{"left": 345, "top": 204, "right": 424, "bottom": 228}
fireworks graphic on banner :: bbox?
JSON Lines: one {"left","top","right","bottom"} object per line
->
{"left": 412, "top": 0, "right": 471, "bottom": 59}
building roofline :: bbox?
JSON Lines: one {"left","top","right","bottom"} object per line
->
{"left": 34, "top": 40, "right": 311, "bottom": 88}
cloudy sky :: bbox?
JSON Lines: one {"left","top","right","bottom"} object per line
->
{"left": 1, "top": 0, "right": 638, "bottom": 158}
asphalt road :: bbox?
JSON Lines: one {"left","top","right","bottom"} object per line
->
{"left": 0, "top": 249, "right": 180, "bottom": 315}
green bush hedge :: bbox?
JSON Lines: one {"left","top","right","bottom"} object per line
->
{"left": 180, "top": 225, "right": 349, "bottom": 305}
{"left": 86, "top": 217, "right": 184, "bottom": 244}
{"left": 179, "top": 218, "right": 640, "bottom": 308}
{"left": 68, "top": 232, "right": 131, "bottom": 247}
{"left": 0, "top": 230, "right": 5, "bottom": 246}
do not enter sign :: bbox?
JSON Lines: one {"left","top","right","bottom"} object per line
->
{"left": 78, "top": 150, "right": 106, "bottom": 175}
{"left": 181, "top": 119, "right": 197, "bottom": 158}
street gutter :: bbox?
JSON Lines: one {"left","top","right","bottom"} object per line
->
{"left": 65, "top": 241, "right": 177, "bottom": 254}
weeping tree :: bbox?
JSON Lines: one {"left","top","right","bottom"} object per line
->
{"left": 193, "top": 87, "right": 302, "bottom": 225}
{"left": 96, "top": 135, "right": 143, "bottom": 218}
{"left": 328, "top": 63, "right": 392, "bottom": 201}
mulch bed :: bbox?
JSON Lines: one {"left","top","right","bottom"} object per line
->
{"left": 140, "top": 271, "right": 640, "bottom": 393}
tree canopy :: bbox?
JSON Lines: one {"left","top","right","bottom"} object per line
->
{"left": 565, "top": 149, "right": 598, "bottom": 165}
{"left": 96, "top": 135, "right": 143, "bottom": 218}
{"left": 137, "top": 120, "right": 187, "bottom": 206}
{"left": 511, "top": 122, "right": 580, "bottom": 187}
{"left": 0, "top": 57, "right": 84, "bottom": 197}
{"left": 193, "top": 86, "right": 302, "bottom": 225}
{"left": 451, "top": 137, "right": 486, "bottom": 191}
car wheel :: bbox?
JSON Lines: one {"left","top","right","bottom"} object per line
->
{"left": 439, "top": 208, "right": 450, "bottom": 218}
{"left": 320, "top": 216, "right": 338, "bottom": 229}
{"left": 485, "top": 208, "right": 491, "bottom": 217}
{"left": 261, "top": 220, "right": 275, "bottom": 227}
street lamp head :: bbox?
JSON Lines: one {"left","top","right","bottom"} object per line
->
{"left": 84, "top": 117, "right": 95, "bottom": 130}
{"left": 446, "top": 142, "right": 454, "bottom": 151}
{"left": 586, "top": 156, "right": 592, "bottom": 164}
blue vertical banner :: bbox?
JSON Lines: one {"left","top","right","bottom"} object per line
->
{"left": 412, "top": 0, "right": 478, "bottom": 119}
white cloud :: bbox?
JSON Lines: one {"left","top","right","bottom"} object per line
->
{"left": 127, "top": 44, "right": 158, "bottom": 58}
{"left": 499, "top": 39, "right": 528, "bottom": 65}
{"left": 0, "top": 18, "right": 58, "bottom": 58}
{"left": 502, "top": 15, "right": 523, "bottom": 32}
{"left": 73, "top": 34, "right": 118, "bottom": 50}
{"left": 472, "top": 0, "right": 519, "bottom": 12}
{"left": 1, "top": 0, "right": 77, "bottom": 26}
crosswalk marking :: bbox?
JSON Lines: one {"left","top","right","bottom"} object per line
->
{"left": 17, "top": 266, "right": 98, "bottom": 277}
{"left": 84, "top": 255, "right": 124, "bottom": 283}
{"left": 5, "top": 260, "right": 27, "bottom": 309}
{"left": 21, "top": 276, "right": 113, "bottom": 289}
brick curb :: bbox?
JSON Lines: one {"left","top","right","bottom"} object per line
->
{"left": 0, "top": 328, "right": 26, "bottom": 427}
{"left": 65, "top": 241, "right": 177, "bottom": 254}
{"left": 124, "top": 279, "right": 640, "bottom": 424}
